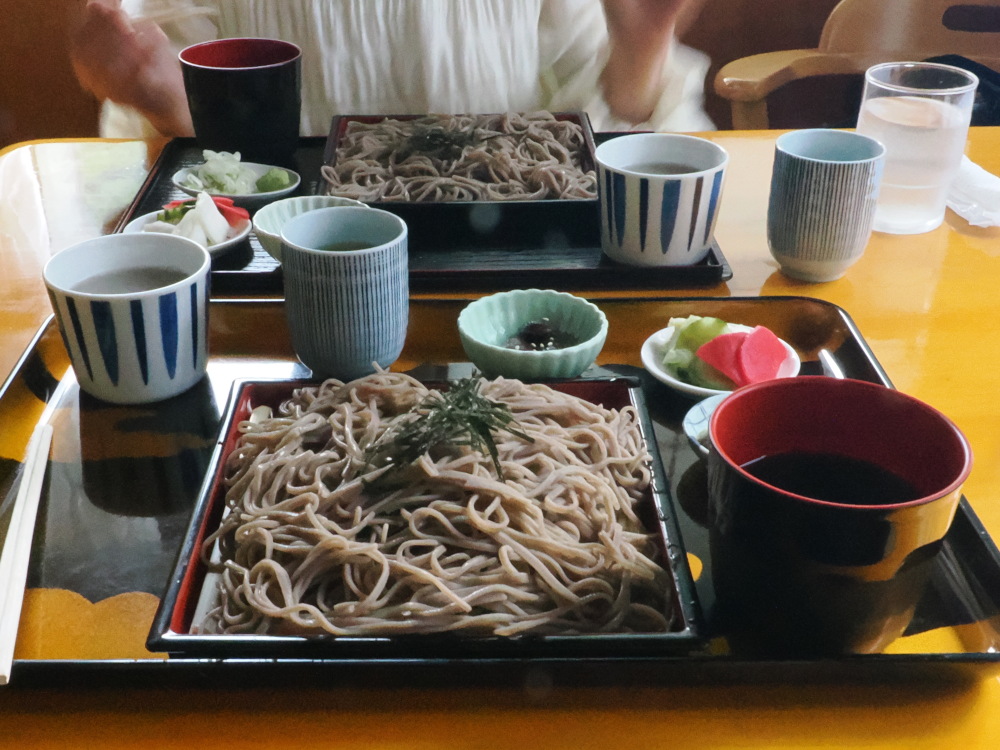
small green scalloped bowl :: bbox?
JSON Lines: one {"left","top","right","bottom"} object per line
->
{"left": 457, "top": 289, "right": 608, "bottom": 380}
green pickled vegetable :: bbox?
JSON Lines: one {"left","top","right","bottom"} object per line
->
{"left": 661, "top": 315, "right": 735, "bottom": 389}
{"left": 157, "top": 204, "right": 194, "bottom": 223}
{"left": 255, "top": 167, "right": 292, "bottom": 193}
{"left": 675, "top": 315, "right": 729, "bottom": 352}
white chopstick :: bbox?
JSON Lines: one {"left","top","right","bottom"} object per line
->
{"left": 0, "top": 421, "right": 54, "bottom": 686}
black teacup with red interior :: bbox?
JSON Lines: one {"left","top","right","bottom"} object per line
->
{"left": 179, "top": 38, "right": 302, "bottom": 165}
{"left": 707, "top": 377, "right": 972, "bottom": 656}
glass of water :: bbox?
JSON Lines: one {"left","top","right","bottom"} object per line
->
{"left": 856, "top": 61, "right": 978, "bottom": 235}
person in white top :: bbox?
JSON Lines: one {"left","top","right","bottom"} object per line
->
{"left": 71, "top": 0, "right": 715, "bottom": 138}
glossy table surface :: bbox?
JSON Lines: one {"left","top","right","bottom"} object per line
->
{"left": 2, "top": 132, "right": 1000, "bottom": 747}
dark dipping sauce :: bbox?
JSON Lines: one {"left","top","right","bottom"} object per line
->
{"left": 504, "top": 318, "right": 581, "bottom": 351}
{"left": 741, "top": 452, "right": 921, "bottom": 506}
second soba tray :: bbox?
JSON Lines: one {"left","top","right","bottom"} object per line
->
{"left": 114, "top": 134, "right": 731, "bottom": 295}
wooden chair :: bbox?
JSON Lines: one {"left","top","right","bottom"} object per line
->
{"left": 714, "top": 0, "right": 1000, "bottom": 129}
{"left": 0, "top": 0, "right": 99, "bottom": 148}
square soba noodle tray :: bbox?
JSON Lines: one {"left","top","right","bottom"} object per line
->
{"left": 318, "top": 112, "right": 601, "bottom": 253}
{"left": 148, "top": 375, "right": 704, "bottom": 660}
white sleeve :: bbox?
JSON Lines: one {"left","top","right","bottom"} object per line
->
{"left": 99, "top": 102, "right": 162, "bottom": 139}
{"left": 99, "top": 0, "right": 220, "bottom": 138}
{"left": 537, "top": 0, "right": 714, "bottom": 133}
{"left": 120, "top": 0, "right": 219, "bottom": 42}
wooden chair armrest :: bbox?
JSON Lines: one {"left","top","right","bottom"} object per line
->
{"left": 714, "top": 49, "right": 866, "bottom": 103}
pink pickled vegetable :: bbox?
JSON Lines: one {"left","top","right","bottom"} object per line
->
{"left": 697, "top": 332, "right": 749, "bottom": 386}
{"left": 737, "top": 326, "right": 788, "bottom": 385}
{"left": 696, "top": 326, "right": 786, "bottom": 387}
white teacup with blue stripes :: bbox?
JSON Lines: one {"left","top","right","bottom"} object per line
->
{"left": 281, "top": 206, "right": 408, "bottom": 381}
{"left": 596, "top": 133, "right": 728, "bottom": 266}
{"left": 767, "top": 129, "right": 885, "bottom": 282}
{"left": 43, "top": 233, "right": 211, "bottom": 404}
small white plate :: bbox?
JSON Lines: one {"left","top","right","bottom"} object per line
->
{"left": 683, "top": 393, "right": 728, "bottom": 457}
{"left": 640, "top": 323, "right": 801, "bottom": 398}
{"left": 172, "top": 163, "right": 301, "bottom": 204}
{"left": 122, "top": 210, "right": 252, "bottom": 257}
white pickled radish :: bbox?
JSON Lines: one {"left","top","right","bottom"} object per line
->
{"left": 141, "top": 220, "right": 181, "bottom": 234}
{"left": 174, "top": 209, "right": 209, "bottom": 247}
{"left": 194, "top": 191, "right": 231, "bottom": 246}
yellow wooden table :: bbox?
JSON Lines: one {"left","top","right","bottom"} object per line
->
{"left": 2, "top": 132, "right": 1000, "bottom": 748}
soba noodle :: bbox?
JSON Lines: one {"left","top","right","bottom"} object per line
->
{"left": 320, "top": 111, "right": 598, "bottom": 202}
{"left": 200, "top": 372, "right": 672, "bottom": 637}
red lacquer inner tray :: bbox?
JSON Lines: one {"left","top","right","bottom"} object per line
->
{"left": 149, "top": 375, "right": 703, "bottom": 659}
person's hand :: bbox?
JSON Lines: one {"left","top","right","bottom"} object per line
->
{"left": 70, "top": 0, "right": 194, "bottom": 136}
{"left": 599, "top": 0, "right": 701, "bottom": 124}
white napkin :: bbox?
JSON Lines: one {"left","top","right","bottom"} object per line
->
{"left": 947, "top": 157, "right": 1000, "bottom": 227}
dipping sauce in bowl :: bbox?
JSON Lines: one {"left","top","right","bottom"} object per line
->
{"left": 504, "top": 318, "right": 581, "bottom": 351}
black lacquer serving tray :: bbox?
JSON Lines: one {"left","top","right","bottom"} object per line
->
{"left": 113, "top": 136, "right": 732, "bottom": 295}
{"left": 3, "top": 297, "right": 999, "bottom": 688}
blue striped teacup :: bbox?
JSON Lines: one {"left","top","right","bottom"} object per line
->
{"left": 281, "top": 206, "right": 408, "bottom": 381}
{"left": 43, "top": 233, "right": 211, "bottom": 404}
{"left": 596, "top": 133, "right": 728, "bottom": 267}
{"left": 767, "top": 129, "right": 885, "bottom": 282}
